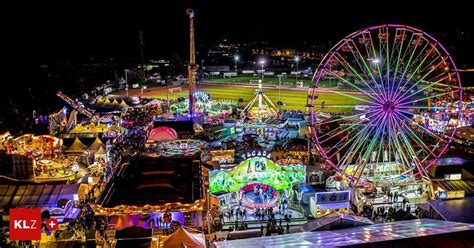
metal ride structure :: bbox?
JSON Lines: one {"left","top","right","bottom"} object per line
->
{"left": 307, "top": 25, "right": 462, "bottom": 198}
{"left": 187, "top": 9, "right": 197, "bottom": 118}
{"left": 242, "top": 83, "right": 279, "bottom": 120}
{"left": 56, "top": 91, "right": 97, "bottom": 123}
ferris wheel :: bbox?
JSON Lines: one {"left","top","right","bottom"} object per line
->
{"left": 308, "top": 25, "right": 462, "bottom": 188}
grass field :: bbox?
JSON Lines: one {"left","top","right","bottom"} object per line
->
{"left": 147, "top": 85, "right": 363, "bottom": 112}
{"left": 206, "top": 76, "right": 338, "bottom": 88}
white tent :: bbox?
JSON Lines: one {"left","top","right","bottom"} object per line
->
{"left": 111, "top": 98, "right": 120, "bottom": 107}
{"left": 119, "top": 100, "right": 129, "bottom": 109}
{"left": 161, "top": 227, "right": 205, "bottom": 248}
{"left": 88, "top": 137, "right": 105, "bottom": 152}
{"left": 65, "top": 137, "right": 87, "bottom": 153}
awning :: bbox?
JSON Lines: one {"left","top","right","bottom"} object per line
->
{"left": 0, "top": 184, "right": 85, "bottom": 209}
{"left": 64, "top": 207, "right": 81, "bottom": 220}
{"left": 318, "top": 202, "right": 350, "bottom": 210}
{"left": 434, "top": 180, "right": 474, "bottom": 195}
{"left": 218, "top": 219, "right": 474, "bottom": 247}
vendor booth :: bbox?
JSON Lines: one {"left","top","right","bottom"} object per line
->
{"left": 310, "top": 190, "right": 351, "bottom": 218}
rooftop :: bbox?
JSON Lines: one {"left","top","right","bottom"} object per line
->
{"left": 96, "top": 156, "right": 202, "bottom": 208}
{"left": 428, "top": 197, "right": 474, "bottom": 223}
{"left": 215, "top": 219, "right": 474, "bottom": 247}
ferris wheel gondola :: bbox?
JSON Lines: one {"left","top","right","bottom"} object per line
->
{"left": 307, "top": 25, "right": 463, "bottom": 192}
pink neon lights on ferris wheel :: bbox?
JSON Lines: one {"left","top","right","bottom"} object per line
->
{"left": 308, "top": 24, "right": 463, "bottom": 184}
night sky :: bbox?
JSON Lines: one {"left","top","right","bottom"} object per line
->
{"left": 2, "top": 1, "right": 473, "bottom": 132}
{"left": 12, "top": 1, "right": 473, "bottom": 66}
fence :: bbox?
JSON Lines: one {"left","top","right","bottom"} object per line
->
{"left": 203, "top": 79, "right": 342, "bottom": 88}
{"left": 168, "top": 87, "right": 182, "bottom": 93}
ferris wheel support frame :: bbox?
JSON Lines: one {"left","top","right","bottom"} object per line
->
{"left": 308, "top": 24, "right": 462, "bottom": 200}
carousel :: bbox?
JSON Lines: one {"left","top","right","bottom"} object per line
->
{"left": 0, "top": 133, "right": 89, "bottom": 181}
{"left": 5, "top": 134, "right": 62, "bottom": 158}
{"left": 168, "top": 91, "right": 236, "bottom": 118}
{"left": 238, "top": 183, "right": 279, "bottom": 210}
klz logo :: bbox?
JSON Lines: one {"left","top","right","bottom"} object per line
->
{"left": 9, "top": 208, "right": 41, "bottom": 240}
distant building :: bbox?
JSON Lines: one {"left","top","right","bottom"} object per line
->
{"left": 271, "top": 49, "right": 297, "bottom": 58}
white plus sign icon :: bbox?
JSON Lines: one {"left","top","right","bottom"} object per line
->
{"left": 45, "top": 218, "right": 59, "bottom": 231}
{"left": 48, "top": 221, "right": 56, "bottom": 228}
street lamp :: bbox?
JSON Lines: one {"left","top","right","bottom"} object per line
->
{"left": 125, "top": 69, "right": 129, "bottom": 97}
{"left": 277, "top": 74, "right": 282, "bottom": 101}
{"left": 234, "top": 55, "right": 239, "bottom": 73}
{"left": 259, "top": 60, "right": 265, "bottom": 81}
{"left": 369, "top": 57, "right": 380, "bottom": 67}
{"left": 294, "top": 56, "right": 300, "bottom": 85}
{"left": 201, "top": 60, "right": 205, "bottom": 83}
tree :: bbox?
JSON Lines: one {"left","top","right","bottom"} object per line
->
{"left": 134, "top": 69, "right": 147, "bottom": 85}
{"left": 166, "top": 54, "right": 185, "bottom": 79}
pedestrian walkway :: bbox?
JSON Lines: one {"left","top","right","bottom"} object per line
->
{"left": 222, "top": 208, "right": 307, "bottom": 231}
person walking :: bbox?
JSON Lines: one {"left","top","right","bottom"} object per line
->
{"left": 149, "top": 218, "right": 154, "bottom": 229}
{"left": 219, "top": 212, "right": 224, "bottom": 225}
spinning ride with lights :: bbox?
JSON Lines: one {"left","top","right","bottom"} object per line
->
{"left": 307, "top": 25, "right": 462, "bottom": 196}
{"left": 158, "top": 139, "right": 204, "bottom": 157}
{"left": 242, "top": 83, "right": 279, "bottom": 120}
{"left": 239, "top": 183, "right": 279, "bottom": 210}
{"left": 169, "top": 91, "right": 235, "bottom": 117}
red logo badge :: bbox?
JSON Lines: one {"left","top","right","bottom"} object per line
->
{"left": 9, "top": 208, "right": 42, "bottom": 240}
{"left": 45, "top": 218, "right": 59, "bottom": 231}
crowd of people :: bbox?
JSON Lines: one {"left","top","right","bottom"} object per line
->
{"left": 361, "top": 190, "right": 418, "bottom": 223}
{"left": 260, "top": 214, "right": 292, "bottom": 236}
{"left": 253, "top": 184, "right": 273, "bottom": 202}
{"left": 146, "top": 213, "right": 174, "bottom": 229}
{"left": 255, "top": 207, "right": 275, "bottom": 221}
{"left": 362, "top": 203, "right": 416, "bottom": 224}
{"left": 220, "top": 207, "right": 248, "bottom": 222}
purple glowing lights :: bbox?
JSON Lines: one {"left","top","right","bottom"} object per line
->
{"left": 308, "top": 24, "right": 463, "bottom": 184}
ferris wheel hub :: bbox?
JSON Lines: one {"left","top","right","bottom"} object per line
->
{"left": 382, "top": 101, "right": 397, "bottom": 114}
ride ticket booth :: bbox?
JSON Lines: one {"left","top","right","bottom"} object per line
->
{"left": 310, "top": 190, "right": 351, "bottom": 218}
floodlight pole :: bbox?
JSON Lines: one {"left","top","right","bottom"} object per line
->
{"left": 278, "top": 75, "right": 282, "bottom": 101}
{"left": 125, "top": 69, "right": 129, "bottom": 97}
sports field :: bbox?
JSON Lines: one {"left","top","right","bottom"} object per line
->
{"left": 145, "top": 84, "right": 363, "bottom": 112}
{"left": 206, "top": 75, "right": 337, "bottom": 88}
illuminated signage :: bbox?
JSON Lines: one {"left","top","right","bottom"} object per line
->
{"left": 211, "top": 150, "right": 235, "bottom": 164}
{"left": 444, "top": 174, "right": 462, "bottom": 181}
{"left": 9, "top": 208, "right": 42, "bottom": 240}
{"left": 315, "top": 190, "right": 350, "bottom": 204}
{"left": 241, "top": 150, "right": 271, "bottom": 159}
{"left": 439, "top": 190, "right": 465, "bottom": 200}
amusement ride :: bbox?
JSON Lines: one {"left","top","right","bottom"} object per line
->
{"left": 307, "top": 24, "right": 463, "bottom": 199}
